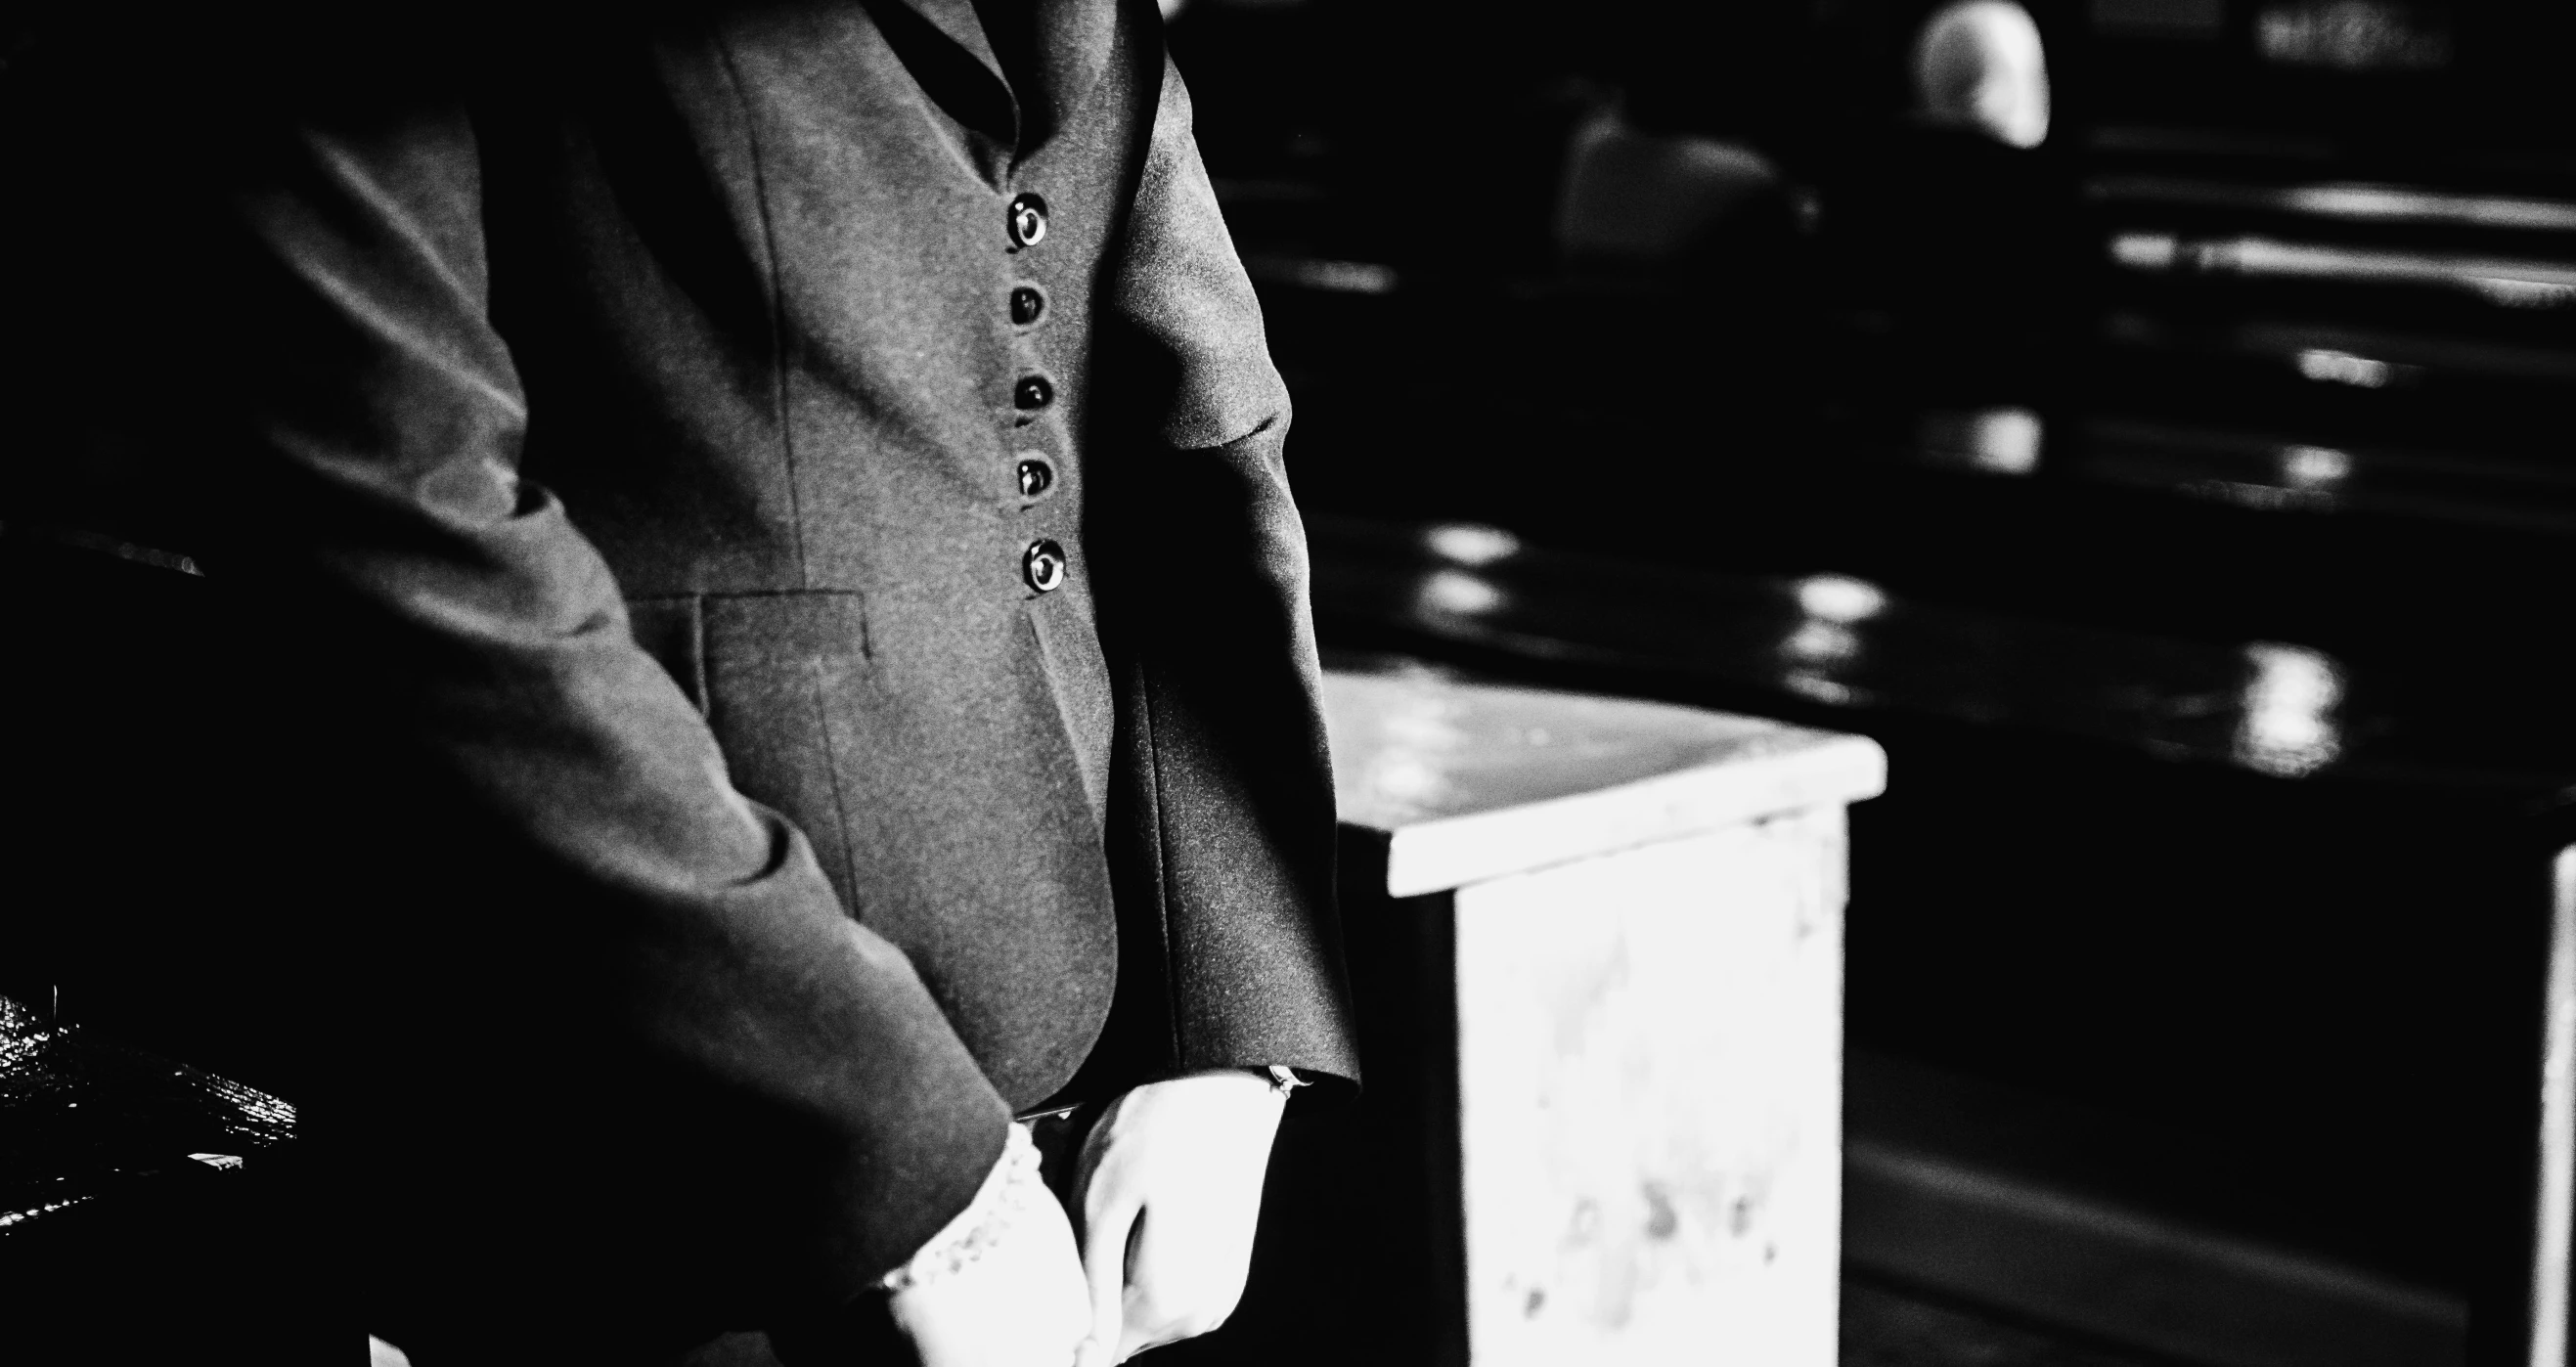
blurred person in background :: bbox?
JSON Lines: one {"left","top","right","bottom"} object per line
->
{"left": 1813, "top": 0, "right": 2071, "bottom": 357}
{"left": 1914, "top": 0, "right": 2052, "bottom": 149}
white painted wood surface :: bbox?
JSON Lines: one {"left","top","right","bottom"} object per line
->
{"left": 1324, "top": 666, "right": 1883, "bottom": 1367}
{"left": 1324, "top": 668, "right": 1887, "bottom": 898}
{"left": 2533, "top": 847, "right": 2576, "bottom": 1367}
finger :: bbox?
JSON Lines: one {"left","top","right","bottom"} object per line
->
{"left": 1066, "top": 1099, "right": 1128, "bottom": 1242}
{"left": 1117, "top": 1213, "right": 1167, "bottom": 1362}
{"left": 1081, "top": 1196, "right": 1140, "bottom": 1357}
{"left": 1119, "top": 1206, "right": 1251, "bottom": 1363}
{"left": 1120, "top": 1315, "right": 1163, "bottom": 1364}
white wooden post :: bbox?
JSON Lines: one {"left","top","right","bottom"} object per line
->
{"left": 1320, "top": 666, "right": 1885, "bottom": 1367}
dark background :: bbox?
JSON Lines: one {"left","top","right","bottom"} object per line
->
{"left": 1161, "top": 0, "right": 2576, "bottom": 1351}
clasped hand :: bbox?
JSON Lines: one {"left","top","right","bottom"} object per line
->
{"left": 886, "top": 1070, "right": 1287, "bottom": 1366}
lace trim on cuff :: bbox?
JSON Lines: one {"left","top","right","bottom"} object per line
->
{"left": 873, "top": 1121, "right": 1045, "bottom": 1294}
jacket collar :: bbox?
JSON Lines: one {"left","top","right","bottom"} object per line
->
{"left": 875, "top": 0, "right": 1118, "bottom": 159}
{"left": 891, "top": 0, "right": 1012, "bottom": 95}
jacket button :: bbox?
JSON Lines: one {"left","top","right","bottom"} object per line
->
{"left": 1023, "top": 539, "right": 1067, "bottom": 593}
{"left": 1009, "top": 286, "right": 1045, "bottom": 327}
{"left": 1014, "top": 375, "right": 1053, "bottom": 411}
{"left": 1016, "top": 456, "right": 1055, "bottom": 499}
{"left": 1007, "top": 193, "right": 1048, "bottom": 248}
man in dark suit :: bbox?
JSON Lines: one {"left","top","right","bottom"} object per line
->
{"left": 0, "top": 0, "right": 1355, "bottom": 1361}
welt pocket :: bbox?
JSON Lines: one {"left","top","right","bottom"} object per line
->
{"left": 690, "top": 591, "right": 876, "bottom": 910}
{"left": 701, "top": 592, "right": 873, "bottom": 680}
{"left": 627, "top": 591, "right": 874, "bottom": 719}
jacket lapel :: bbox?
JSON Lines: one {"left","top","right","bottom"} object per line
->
{"left": 890, "top": 0, "right": 1012, "bottom": 87}
{"left": 864, "top": 0, "right": 1122, "bottom": 163}
{"left": 868, "top": 0, "right": 1022, "bottom": 148}
{"left": 971, "top": 0, "right": 1119, "bottom": 156}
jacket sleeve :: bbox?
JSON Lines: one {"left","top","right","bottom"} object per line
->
{"left": 1092, "top": 49, "right": 1361, "bottom": 1094}
{"left": 63, "top": 59, "right": 1012, "bottom": 1310}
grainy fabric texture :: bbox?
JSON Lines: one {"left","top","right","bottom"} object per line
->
{"left": 0, "top": 0, "right": 1356, "bottom": 1358}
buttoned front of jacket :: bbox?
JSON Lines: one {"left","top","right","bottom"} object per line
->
{"left": 482, "top": 2, "right": 1170, "bottom": 1106}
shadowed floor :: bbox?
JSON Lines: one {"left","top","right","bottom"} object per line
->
{"left": 1843, "top": 1275, "right": 2193, "bottom": 1367}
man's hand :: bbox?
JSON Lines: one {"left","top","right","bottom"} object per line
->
{"left": 1070, "top": 1070, "right": 1288, "bottom": 1362}
{"left": 886, "top": 1141, "right": 1097, "bottom": 1367}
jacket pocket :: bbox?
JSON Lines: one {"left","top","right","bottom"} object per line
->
{"left": 695, "top": 591, "right": 872, "bottom": 908}
{"left": 692, "top": 587, "right": 1118, "bottom": 1107}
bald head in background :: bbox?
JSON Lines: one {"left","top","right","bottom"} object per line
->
{"left": 1914, "top": 0, "right": 2051, "bottom": 149}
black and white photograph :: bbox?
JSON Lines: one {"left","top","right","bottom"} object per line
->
{"left": 4, "top": 2, "right": 2572, "bottom": 1364}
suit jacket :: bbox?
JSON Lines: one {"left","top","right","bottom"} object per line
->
{"left": 0, "top": 0, "right": 1355, "bottom": 1352}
